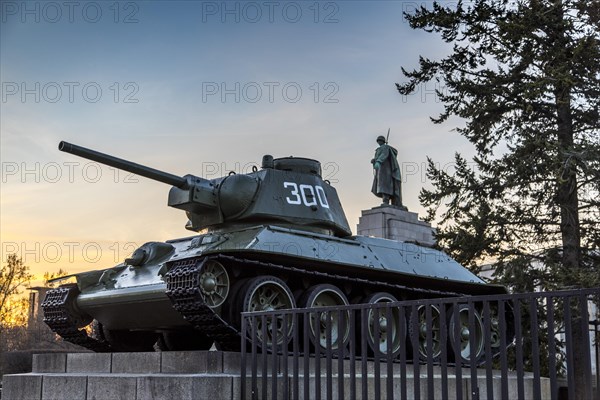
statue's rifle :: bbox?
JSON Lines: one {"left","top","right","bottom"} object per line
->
{"left": 386, "top": 128, "right": 390, "bottom": 143}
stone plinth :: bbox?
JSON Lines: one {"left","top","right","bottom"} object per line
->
{"left": 357, "top": 206, "right": 436, "bottom": 246}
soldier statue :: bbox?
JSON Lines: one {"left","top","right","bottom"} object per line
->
{"left": 371, "top": 135, "right": 403, "bottom": 207}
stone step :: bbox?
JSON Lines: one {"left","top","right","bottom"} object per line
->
{"left": 31, "top": 351, "right": 244, "bottom": 375}
{"left": 29, "top": 351, "right": 539, "bottom": 377}
{"left": 3, "top": 373, "right": 238, "bottom": 400}
{"left": 3, "top": 351, "right": 550, "bottom": 400}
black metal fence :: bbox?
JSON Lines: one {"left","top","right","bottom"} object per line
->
{"left": 240, "top": 288, "right": 599, "bottom": 400}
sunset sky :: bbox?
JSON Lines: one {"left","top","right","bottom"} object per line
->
{"left": 1, "top": 1, "right": 475, "bottom": 283}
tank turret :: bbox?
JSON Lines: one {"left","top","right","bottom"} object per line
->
{"left": 59, "top": 141, "right": 351, "bottom": 236}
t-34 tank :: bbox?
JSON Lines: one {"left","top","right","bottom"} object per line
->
{"left": 42, "top": 141, "right": 509, "bottom": 362}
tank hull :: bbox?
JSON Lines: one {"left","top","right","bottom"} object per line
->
{"left": 60, "top": 225, "right": 506, "bottom": 336}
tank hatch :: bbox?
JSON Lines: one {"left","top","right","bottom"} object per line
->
{"left": 272, "top": 157, "right": 322, "bottom": 177}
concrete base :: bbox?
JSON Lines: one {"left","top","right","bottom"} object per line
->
{"left": 357, "top": 206, "right": 436, "bottom": 246}
{"left": 3, "top": 351, "right": 550, "bottom": 400}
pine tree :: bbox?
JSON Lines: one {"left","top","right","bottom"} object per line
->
{"left": 397, "top": 1, "right": 599, "bottom": 397}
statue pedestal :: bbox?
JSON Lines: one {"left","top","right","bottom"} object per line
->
{"left": 357, "top": 205, "right": 436, "bottom": 246}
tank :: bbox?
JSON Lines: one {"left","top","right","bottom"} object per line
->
{"left": 42, "top": 141, "right": 510, "bottom": 361}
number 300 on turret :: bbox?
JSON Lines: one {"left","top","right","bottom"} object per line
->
{"left": 284, "top": 182, "right": 330, "bottom": 208}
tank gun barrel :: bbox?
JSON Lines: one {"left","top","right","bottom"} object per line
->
{"left": 58, "top": 141, "right": 188, "bottom": 188}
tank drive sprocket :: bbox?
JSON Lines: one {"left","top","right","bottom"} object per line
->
{"left": 165, "top": 257, "right": 240, "bottom": 350}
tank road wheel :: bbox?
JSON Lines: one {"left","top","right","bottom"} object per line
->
{"left": 363, "top": 292, "right": 403, "bottom": 357}
{"left": 199, "top": 260, "right": 230, "bottom": 308}
{"left": 410, "top": 304, "right": 443, "bottom": 361}
{"left": 487, "top": 305, "right": 502, "bottom": 351}
{"left": 242, "top": 276, "right": 296, "bottom": 350}
{"left": 447, "top": 304, "right": 484, "bottom": 364}
{"left": 102, "top": 327, "right": 159, "bottom": 352}
{"left": 301, "top": 284, "right": 350, "bottom": 353}
{"left": 162, "top": 330, "right": 213, "bottom": 351}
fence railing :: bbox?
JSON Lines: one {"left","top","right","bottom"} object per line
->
{"left": 240, "top": 288, "right": 599, "bottom": 400}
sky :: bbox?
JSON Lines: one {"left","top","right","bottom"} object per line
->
{"left": 1, "top": 1, "right": 475, "bottom": 283}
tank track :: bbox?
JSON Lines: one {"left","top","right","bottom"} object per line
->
{"left": 164, "top": 254, "right": 462, "bottom": 349}
{"left": 41, "top": 284, "right": 112, "bottom": 352}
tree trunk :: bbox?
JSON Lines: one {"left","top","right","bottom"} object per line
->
{"left": 555, "top": 78, "right": 589, "bottom": 400}
{"left": 549, "top": 2, "right": 589, "bottom": 395}
{"left": 555, "top": 90, "right": 581, "bottom": 275}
